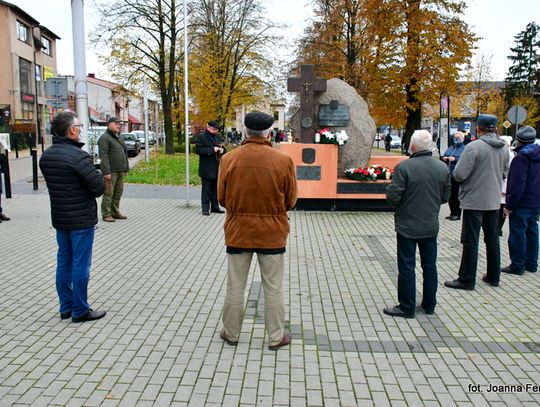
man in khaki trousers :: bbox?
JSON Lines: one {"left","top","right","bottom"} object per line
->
{"left": 98, "top": 117, "right": 129, "bottom": 222}
{"left": 218, "top": 112, "right": 297, "bottom": 350}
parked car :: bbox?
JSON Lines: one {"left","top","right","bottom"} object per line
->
{"left": 148, "top": 131, "right": 156, "bottom": 145}
{"left": 390, "top": 135, "right": 401, "bottom": 149}
{"left": 121, "top": 133, "right": 141, "bottom": 157}
{"left": 130, "top": 130, "right": 146, "bottom": 147}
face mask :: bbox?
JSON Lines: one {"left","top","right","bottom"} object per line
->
{"left": 453, "top": 138, "right": 461, "bottom": 144}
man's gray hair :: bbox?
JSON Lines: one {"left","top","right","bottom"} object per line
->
{"left": 245, "top": 127, "right": 271, "bottom": 137}
{"left": 410, "top": 129, "right": 433, "bottom": 151}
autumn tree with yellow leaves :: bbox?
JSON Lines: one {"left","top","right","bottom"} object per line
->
{"left": 296, "top": 0, "right": 477, "bottom": 147}
{"left": 189, "top": 0, "right": 282, "bottom": 129}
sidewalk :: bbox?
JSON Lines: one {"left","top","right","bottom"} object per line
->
{"left": 0, "top": 185, "right": 539, "bottom": 406}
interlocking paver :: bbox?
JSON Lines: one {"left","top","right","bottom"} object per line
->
{"left": 0, "top": 181, "right": 539, "bottom": 406}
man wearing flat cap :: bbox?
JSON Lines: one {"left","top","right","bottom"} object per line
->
{"left": 445, "top": 114, "right": 509, "bottom": 290}
{"left": 218, "top": 111, "right": 297, "bottom": 350}
{"left": 98, "top": 117, "right": 129, "bottom": 222}
{"left": 502, "top": 126, "right": 540, "bottom": 276}
{"left": 196, "top": 121, "right": 226, "bottom": 215}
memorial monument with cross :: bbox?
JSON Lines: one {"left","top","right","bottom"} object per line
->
{"left": 279, "top": 64, "right": 406, "bottom": 210}
{"left": 287, "top": 65, "right": 327, "bottom": 143}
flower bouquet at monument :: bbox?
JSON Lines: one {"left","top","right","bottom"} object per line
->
{"left": 316, "top": 128, "right": 348, "bottom": 145}
{"left": 345, "top": 164, "right": 394, "bottom": 181}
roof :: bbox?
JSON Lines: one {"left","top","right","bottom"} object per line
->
{"left": 87, "top": 76, "right": 129, "bottom": 92}
{"left": 0, "top": 0, "right": 61, "bottom": 39}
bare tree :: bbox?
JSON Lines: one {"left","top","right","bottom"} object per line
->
{"left": 93, "top": 0, "right": 183, "bottom": 154}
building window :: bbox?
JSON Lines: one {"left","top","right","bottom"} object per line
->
{"left": 21, "top": 102, "right": 34, "bottom": 120}
{"left": 41, "top": 37, "right": 51, "bottom": 56}
{"left": 16, "top": 21, "right": 28, "bottom": 43}
{"left": 19, "top": 57, "right": 32, "bottom": 94}
{"left": 35, "top": 65, "right": 42, "bottom": 96}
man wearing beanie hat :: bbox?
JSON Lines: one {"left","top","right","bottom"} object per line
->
{"left": 445, "top": 114, "right": 509, "bottom": 290}
{"left": 502, "top": 125, "right": 540, "bottom": 275}
{"left": 217, "top": 112, "right": 297, "bottom": 350}
{"left": 196, "top": 121, "right": 226, "bottom": 215}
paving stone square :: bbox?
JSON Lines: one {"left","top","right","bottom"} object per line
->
{"left": 0, "top": 173, "right": 539, "bottom": 406}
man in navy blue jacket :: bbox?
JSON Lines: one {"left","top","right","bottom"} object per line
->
{"left": 502, "top": 126, "right": 540, "bottom": 275}
{"left": 196, "top": 121, "right": 226, "bottom": 216}
{"left": 40, "top": 112, "right": 106, "bottom": 323}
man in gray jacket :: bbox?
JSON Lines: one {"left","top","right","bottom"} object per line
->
{"left": 384, "top": 130, "right": 451, "bottom": 318}
{"left": 445, "top": 114, "right": 509, "bottom": 290}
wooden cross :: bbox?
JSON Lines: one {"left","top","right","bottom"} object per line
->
{"left": 287, "top": 65, "right": 327, "bottom": 143}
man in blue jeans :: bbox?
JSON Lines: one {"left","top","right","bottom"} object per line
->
{"left": 40, "top": 111, "right": 106, "bottom": 323}
{"left": 384, "top": 130, "right": 451, "bottom": 318}
{"left": 502, "top": 126, "right": 540, "bottom": 275}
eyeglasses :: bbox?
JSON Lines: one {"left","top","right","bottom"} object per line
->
{"left": 72, "top": 124, "right": 84, "bottom": 129}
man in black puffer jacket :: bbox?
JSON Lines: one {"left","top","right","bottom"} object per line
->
{"left": 40, "top": 111, "right": 107, "bottom": 323}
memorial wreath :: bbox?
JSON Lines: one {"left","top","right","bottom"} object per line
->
{"left": 345, "top": 164, "right": 394, "bottom": 181}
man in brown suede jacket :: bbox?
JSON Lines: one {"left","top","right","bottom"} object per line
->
{"left": 217, "top": 112, "right": 297, "bottom": 351}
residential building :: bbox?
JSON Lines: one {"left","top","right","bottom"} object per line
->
{"left": 63, "top": 74, "right": 157, "bottom": 134}
{"left": 0, "top": 0, "right": 60, "bottom": 137}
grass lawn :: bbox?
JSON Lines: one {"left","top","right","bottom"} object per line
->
{"left": 371, "top": 147, "right": 403, "bottom": 155}
{"left": 126, "top": 152, "right": 201, "bottom": 186}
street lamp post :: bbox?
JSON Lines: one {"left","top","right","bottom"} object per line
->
{"left": 31, "top": 25, "right": 44, "bottom": 190}
{"left": 32, "top": 25, "right": 44, "bottom": 154}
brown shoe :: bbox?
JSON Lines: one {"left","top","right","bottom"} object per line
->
{"left": 220, "top": 329, "right": 238, "bottom": 346}
{"left": 112, "top": 214, "right": 127, "bottom": 220}
{"left": 0, "top": 213, "right": 10, "bottom": 221}
{"left": 102, "top": 216, "right": 115, "bottom": 222}
{"left": 269, "top": 331, "right": 291, "bottom": 351}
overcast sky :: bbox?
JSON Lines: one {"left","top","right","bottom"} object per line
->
{"left": 14, "top": 0, "right": 539, "bottom": 81}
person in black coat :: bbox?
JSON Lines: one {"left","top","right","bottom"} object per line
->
{"left": 384, "top": 133, "right": 392, "bottom": 152}
{"left": 0, "top": 141, "right": 10, "bottom": 222}
{"left": 196, "top": 121, "right": 226, "bottom": 215}
{"left": 39, "top": 111, "right": 106, "bottom": 323}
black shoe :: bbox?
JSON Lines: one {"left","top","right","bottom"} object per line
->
{"left": 60, "top": 311, "right": 72, "bottom": 320}
{"left": 417, "top": 305, "right": 435, "bottom": 315}
{"left": 72, "top": 309, "right": 106, "bottom": 323}
{"left": 481, "top": 274, "right": 499, "bottom": 287}
{"left": 383, "top": 306, "right": 414, "bottom": 319}
{"left": 501, "top": 265, "right": 524, "bottom": 275}
{"left": 445, "top": 215, "right": 452, "bottom": 220}
{"left": 444, "top": 280, "right": 474, "bottom": 290}
{"left": 211, "top": 209, "right": 225, "bottom": 214}
{"left": 449, "top": 215, "right": 461, "bottom": 221}
{"left": 202, "top": 211, "right": 210, "bottom": 216}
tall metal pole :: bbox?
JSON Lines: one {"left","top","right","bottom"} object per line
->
{"left": 184, "top": 0, "right": 190, "bottom": 206}
{"left": 32, "top": 27, "right": 43, "bottom": 154}
{"left": 31, "top": 29, "right": 40, "bottom": 190}
{"left": 143, "top": 78, "right": 150, "bottom": 161}
{"left": 71, "top": 0, "right": 89, "bottom": 151}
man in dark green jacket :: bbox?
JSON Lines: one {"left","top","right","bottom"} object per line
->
{"left": 98, "top": 117, "right": 129, "bottom": 222}
{"left": 384, "top": 130, "right": 451, "bottom": 318}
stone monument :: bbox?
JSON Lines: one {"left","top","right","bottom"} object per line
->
{"left": 290, "top": 78, "right": 376, "bottom": 175}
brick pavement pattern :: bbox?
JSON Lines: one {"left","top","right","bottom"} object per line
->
{"left": 0, "top": 181, "right": 539, "bottom": 406}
